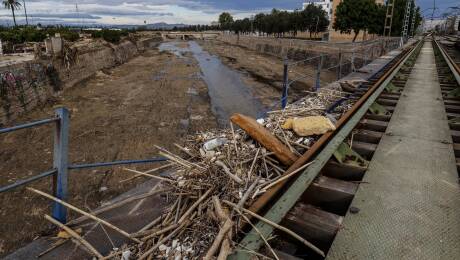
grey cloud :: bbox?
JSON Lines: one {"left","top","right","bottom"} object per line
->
{"left": 27, "top": 13, "right": 101, "bottom": 19}
{"left": 88, "top": 10, "right": 173, "bottom": 17}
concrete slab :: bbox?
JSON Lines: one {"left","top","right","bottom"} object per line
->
{"left": 327, "top": 41, "right": 460, "bottom": 259}
{"left": 5, "top": 177, "right": 169, "bottom": 260}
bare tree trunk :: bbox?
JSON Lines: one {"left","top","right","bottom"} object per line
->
{"left": 352, "top": 30, "right": 359, "bottom": 42}
{"left": 12, "top": 8, "right": 17, "bottom": 27}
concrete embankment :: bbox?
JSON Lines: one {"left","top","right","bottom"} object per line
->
{"left": 0, "top": 37, "right": 162, "bottom": 125}
{"left": 216, "top": 34, "right": 401, "bottom": 70}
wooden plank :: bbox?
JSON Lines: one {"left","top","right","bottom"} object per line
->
{"left": 303, "top": 176, "right": 358, "bottom": 214}
{"left": 282, "top": 203, "right": 343, "bottom": 250}
{"left": 352, "top": 141, "right": 378, "bottom": 159}
{"left": 322, "top": 160, "right": 367, "bottom": 181}
{"left": 445, "top": 105, "right": 460, "bottom": 114}
{"left": 359, "top": 119, "right": 389, "bottom": 132}
{"left": 451, "top": 130, "right": 460, "bottom": 143}
{"left": 377, "top": 98, "right": 398, "bottom": 106}
{"left": 378, "top": 93, "right": 401, "bottom": 100}
{"left": 354, "top": 129, "right": 384, "bottom": 144}
{"left": 453, "top": 143, "right": 460, "bottom": 158}
{"left": 364, "top": 113, "right": 392, "bottom": 122}
{"left": 272, "top": 250, "right": 303, "bottom": 260}
{"left": 230, "top": 113, "right": 298, "bottom": 165}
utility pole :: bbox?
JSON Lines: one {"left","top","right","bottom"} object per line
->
{"left": 402, "top": 0, "right": 412, "bottom": 41}
{"left": 410, "top": 0, "right": 417, "bottom": 37}
{"left": 23, "top": 0, "right": 29, "bottom": 26}
{"left": 384, "top": 0, "right": 396, "bottom": 37}
{"left": 431, "top": 0, "right": 436, "bottom": 29}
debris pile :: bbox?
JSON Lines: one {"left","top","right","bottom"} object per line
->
{"left": 33, "top": 83, "right": 362, "bottom": 259}
{"left": 107, "top": 86, "right": 355, "bottom": 259}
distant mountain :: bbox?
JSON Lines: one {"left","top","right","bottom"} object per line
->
{"left": 0, "top": 19, "right": 190, "bottom": 29}
{"left": 145, "top": 22, "right": 188, "bottom": 30}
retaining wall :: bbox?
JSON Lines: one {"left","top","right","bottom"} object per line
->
{"left": 0, "top": 37, "right": 162, "bottom": 126}
{"left": 217, "top": 34, "right": 401, "bottom": 62}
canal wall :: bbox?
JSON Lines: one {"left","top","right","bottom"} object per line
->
{"left": 217, "top": 34, "right": 401, "bottom": 68}
{"left": 0, "top": 37, "right": 162, "bottom": 126}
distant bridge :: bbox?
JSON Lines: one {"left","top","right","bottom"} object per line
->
{"left": 161, "top": 32, "right": 221, "bottom": 40}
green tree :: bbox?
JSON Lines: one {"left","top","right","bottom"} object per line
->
{"left": 368, "top": 3, "right": 386, "bottom": 35}
{"left": 333, "top": 0, "right": 377, "bottom": 42}
{"left": 3, "top": 0, "right": 21, "bottom": 27}
{"left": 302, "top": 4, "right": 329, "bottom": 38}
{"left": 218, "top": 12, "right": 234, "bottom": 30}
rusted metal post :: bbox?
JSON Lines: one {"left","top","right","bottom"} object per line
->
{"left": 337, "top": 51, "right": 343, "bottom": 80}
{"left": 52, "top": 107, "right": 69, "bottom": 223}
{"left": 315, "top": 54, "right": 324, "bottom": 91}
{"left": 351, "top": 51, "right": 356, "bottom": 72}
{"left": 281, "top": 58, "right": 289, "bottom": 109}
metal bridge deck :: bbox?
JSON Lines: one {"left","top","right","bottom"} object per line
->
{"left": 327, "top": 41, "right": 460, "bottom": 259}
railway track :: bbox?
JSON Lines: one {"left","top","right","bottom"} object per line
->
{"left": 436, "top": 35, "right": 460, "bottom": 70}
{"left": 433, "top": 37, "right": 460, "bottom": 176}
{"left": 231, "top": 39, "right": 425, "bottom": 259}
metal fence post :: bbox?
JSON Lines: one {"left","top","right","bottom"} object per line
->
{"left": 337, "top": 51, "right": 342, "bottom": 80}
{"left": 315, "top": 54, "right": 324, "bottom": 91}
{"left": 281, "top": 58, "right": 289, "bottom": 109}
{"left": 52, "top": 107, "right": 69, "bottom": 223}
{"left": 351, "top": 51, "right": 355, "bottom": 72}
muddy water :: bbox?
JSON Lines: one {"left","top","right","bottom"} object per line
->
{"left": 158, "top": 41, "right": 266, "bottom": 126}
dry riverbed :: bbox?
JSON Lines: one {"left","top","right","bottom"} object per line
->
{"left": 0, "top": 47, "right": 216, "bottom": 256}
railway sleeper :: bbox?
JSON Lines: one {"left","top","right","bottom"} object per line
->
{"left": 353, "top": 129, "right": 384, "bottom": 144}
{"left": 321, "top": 160, "right": 367, "bottom": 181}
{"left": 445, "top": 105, "right": 460, "bottom": 114}
{"left": 302, "top": 176, "right": 358, "bottom": 215}
{"left": 350, "top": 141, "right": 377, "bottom": 159}
{"left": 364, "top": 113, "right": 392, "bottom": 122}
{"left": 359, "top": 118, "right": 389, "bottom": 132}
{"left": 282, "top": 203, "right": 343, "bottom": 252}
{"left": 240, "top": 43, "right": 420, "bottom": 260}
{"left": 378, "top": 93, "right": 401, "bottom": 100}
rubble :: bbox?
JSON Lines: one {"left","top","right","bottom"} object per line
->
{"left": 108, "top": 82, "right": 359, "bottom": 259}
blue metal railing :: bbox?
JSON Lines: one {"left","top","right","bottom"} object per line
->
{"left": 0, "top": 107, "right": 167, "bottom": 223}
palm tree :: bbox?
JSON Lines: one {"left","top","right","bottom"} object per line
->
{"left": 3, "top": 0, "right": 21, "bottom": 27}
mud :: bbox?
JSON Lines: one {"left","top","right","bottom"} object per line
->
{"left": 160, "top": 41, "right": 267, "bottom": 125}
{"left": 0, "top": 47, "right": 216, "bottom": 256}
{"left": 199, "top": 39, "right": 338, "bottom": 110}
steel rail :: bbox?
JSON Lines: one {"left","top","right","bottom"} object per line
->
{"left": 433, "top": 38, "right": 460, "bottom": 85}
{"left": 231, "top": 39, "right": 423, "bottom": 259}
{"left": 247, "top": 41, "right": 419, "bottom": 217}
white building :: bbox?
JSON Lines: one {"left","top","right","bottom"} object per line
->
{"left": 303, "top": 0, "right": 333, "bottom": 20}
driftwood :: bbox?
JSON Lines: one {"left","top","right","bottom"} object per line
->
{"left": 233, "top": 208, "right": 279, "bottom": 260}
{"left": 215, "top": 160, "right": 244, "bottom": 184}
{"left": 44, "top": 214, "right": 103, "bottom": 259}
{"left": 204, "top": 218, "right": 233, "bottom": 259}
{"left": 230, "top": 113, "right": 298, "bottom": 165}
{"left": 27, "top": 188, "right": 140, "bottom": 243}
{"left": 123, "top": 168, "right": 175, "bottom": 183}
{"left": 138, "top": 212, "right": 196, "bottom": 260}
{"left": 223, "top": 200, "right": 325, "bottom": 257}
{"left": 67, "top": 188, "right": 168, "bottom": 227}
{"left": 216, "top": 238, "right": 231, "bottom": 260}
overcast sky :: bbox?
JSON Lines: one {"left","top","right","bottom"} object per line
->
{"left": 0, "top": 0, "right": 458, "bottom": 26}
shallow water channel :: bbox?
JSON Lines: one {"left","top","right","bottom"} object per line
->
{"left": 158, "top": 41, "right": 266, "bottom": 126}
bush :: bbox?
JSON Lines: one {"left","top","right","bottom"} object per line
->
{"left": 46, "top": 28, "right": 80, "bottom": 42}
{"left": 0, "top": 26, "right": 80, "bottom": 45}
{"left": 90, "top": 29, "right": 128, "bottom": 44}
